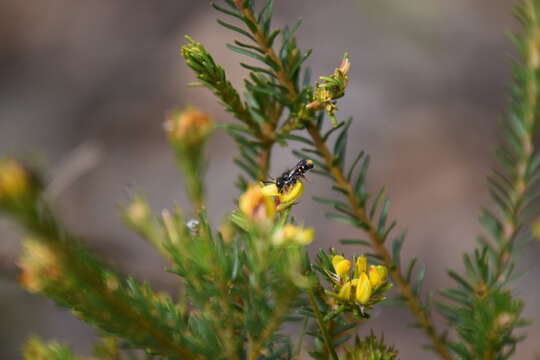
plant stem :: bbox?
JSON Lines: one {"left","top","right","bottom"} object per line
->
{"left": 230, "top": 3, "right": 452, "bottom": 358}
{"left": 233, "top": 1, "right": 297, "bottom": 99}
{"left": 307, "top": 288, "right": 339, "bottom": 360}
{"left": 247, "top": 296, "right": 293, "bottom": 360}
{"left": 304, "top": 122, "right": 453, "bottom": 360}
{"left": 496, "top": 0, "right": 539, "bottom": 279}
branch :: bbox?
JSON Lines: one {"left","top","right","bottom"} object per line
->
{"left": 304, "top": 122, "right": 453, "bottom": 360}
{"left": 233, "top": 0, "right": 298, "bottom": 99}
{"left": 494, "top": 0, "right": 540, "bottom": 277}
{"left": 307, "top": 288, "right": 339, "bottom": 360}
{"left": 227, "top": 3, "right": 449, "bottom": 357}
{"left": 224, "top": 5, "right": 452, "bottom": 357}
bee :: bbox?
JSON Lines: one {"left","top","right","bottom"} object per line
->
{"left": 264, "top": 159, "right": 314, "bottom": 194}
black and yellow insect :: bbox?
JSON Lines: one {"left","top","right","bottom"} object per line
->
{"left": 264, "top": 159, "right": 314, "bottom": 194}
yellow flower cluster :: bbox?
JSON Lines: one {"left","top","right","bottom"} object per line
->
{"left": 306, "top": 54, "right": 350, "bottom": 121}
{"left": 331, "top": 255, "right": 388, "bottom": 305}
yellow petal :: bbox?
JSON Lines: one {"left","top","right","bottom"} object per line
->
{"left": 295, "top": 227, "right": 314, "bottom": 245}
{"left": 338, "top": 281, "right": 352, "bottom": 300}
{"left": 272, "top": 224, "right": 314, "bottom": 247}
{"left": 369, "top": 265, "right": 381, "bottom": 288}
{"left": 356, "top": 255, "right": 367, "bottom": 274}
{"left": 334, "top": 259, "right": 351, "bottom": 279}
{"left": 0, "top": 159, "right": 30, "bottom": 200}
{"left": 260, "top": 183, "right": 279, "bottom": 197}
{"left": 376, "top": 265, "right": 388, "bottom": 283}
{"left": 239, "top": 185, "right": 276, "bottom": 221}
{"left": 279, "top": 181, "right": 304, "bottom": 204}
{"left": 332, "top": 255, "right": 345, "bottom": 269}
{"left": 355, "top": 272, "right": 371, "bottom": 304}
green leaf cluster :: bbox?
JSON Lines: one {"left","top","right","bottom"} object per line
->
{"left": 342, "top": 333, "right": 398, "bottom": 360}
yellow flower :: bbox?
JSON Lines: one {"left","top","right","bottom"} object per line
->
{"left": 18, "top": 238, "right": 62, "bottom": 293}
{"left": 0, "top": 159, "right": 30, "bottom": 201}
{"left": 272, "top": 224, "right": 314, "bottom": 246}
{"left": 332, "top": 255, "right": 351, "bottom": 279}
{"left": 356, "top": 255, "right": 367, "bottom": 274}
{"left": 261, "top": 183, "right": 279, "bottom": 197}
{"left": 338, "top": 281, "right": 352, "bottom": 300}
{"left": 239, "top": 185, "right": 276, "bottom": 221}
{"left": 368, "top": 265, "right": 382, "bottom": 289}
{"left": 355, "top": 272, "right": 371, "bottom": 304}
{"left": 125, "top": 196, "right": 150, "bottom": 225}
{"left": 164, "top": 107, "right": 213, "bottom": 146}
{"left": 376, "top": 265, "right": 388, "bottom": 283}
{"left": 261, "top": 181, "right": 305, "bottom": 212}
{"left": 277, "top": 181, "right": 304, "bottom": 210}
{"left": 332, "top": 255, "right": 345, "bottom": 268}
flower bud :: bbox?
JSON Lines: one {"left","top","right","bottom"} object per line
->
{"left": 125, "top": 197, "right": 151, "bottom": 226}
{"left": 369, "top": 265, "right": 382, "bottom": 289}
{"left": 332, "top": 256, "right": 351, "bottom": 279}
{"left": 339, "top": 55, "right": 351, "bottom": 75}
{"left": 272, "top": 224, "right": 314, "bottom": 246}
{"left": 0, "top": 159, "right": 31, "bottom": 202}
{"left": 376, "top": 265, "right": 388, "bottom": 283}
{"left": 356, "top": 255, "right": 367, "bottom": 274}
{"left": 239, "top": 185, "right": 276, "bottom": 222}
{"left": 332, "top": 255, "right": 345, "bottom": 268}
{"left": 18, "top": 238, "right": 62, "bottom": 293}
{"left": 355, "top": 272, "right": 372, "bottom": 304}
{"left": 276, "top": 181, "right": 304, "bottom": 212}
{"left": 164, "top": 107, "right": 213, "bottom": 146}
{"left": 338, "top": 281, "right": 352, "bottom": 301}
{"left": 260, "top": 183, "right": 279, "bottom": 197}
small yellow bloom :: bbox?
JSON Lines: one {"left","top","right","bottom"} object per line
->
{"left": 338, "top": 281, "right": 352, "bottom": 300}
{"left": 164, "top": 107, "right": 213, "bottom": 146}
{"left": 0, "top": 159, "right": 30, "bottom": 201}
{"left": 239, "top": 185, "right": 276, "bottom": 221}
{"left": 293, "top": 226, "right": 314, "bottom": 245}
{"left": 376, "top": 265, "right": 388, "bottom": 283}
{"left": 355, "top": 272, "right": 372, "bottom": 304}
{"left": 368, "top": 265, "right": 382, "bottom": 289}
{"left": 278, "top": 181, "right": 304, "bottom": 207}
{"left": 332, "top": 256, "right": 351, "bottom": 279}
{"left": 332, "top": 255, "right": 345, "bottom": 268}
{"left": 272, "top": 224, "right": 314, "bottom": 246}
{"left": 125, "top": 197, "right": 150, "bottom": 225}
{"left": 356, "top": 255, "right": 367, "bottom": 274}
{"left": 261, "top": 183, "right": 279, "bottom": 197}
{"left": 261, "top": 181, "right": 304, "bottom": 211}
{"left": 18, "top": 238, "right": 62, "bottom": 293}
{"left": 260, "top": 181, "right": 305, "bottom": 212}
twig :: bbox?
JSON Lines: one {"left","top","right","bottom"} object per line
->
{"left": 307, "top": 288, "right": 339, "bottom": 360}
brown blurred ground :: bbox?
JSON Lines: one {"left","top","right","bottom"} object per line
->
{"left": 1, "top": 0, "right": 539, "bottom": 359}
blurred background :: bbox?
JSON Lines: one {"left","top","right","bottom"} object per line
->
{"left": 1, "top": 0, "right": 539, "bottom": 358}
